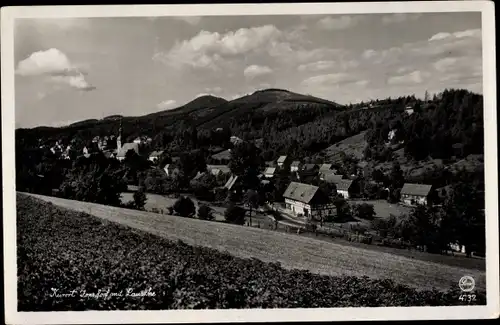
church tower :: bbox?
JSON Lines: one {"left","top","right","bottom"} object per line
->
{"left": 117, "top": 118, "right": 122, "bottom": 151}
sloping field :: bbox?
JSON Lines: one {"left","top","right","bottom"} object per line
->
{"left": 322, "top": 131, "right": 367, "bottom": 163}
{"left": 20, "top": 193, "right": 486, "bottom": 293}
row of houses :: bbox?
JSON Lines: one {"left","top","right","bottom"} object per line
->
{"left": 282, "top": 181, "right": 433, "bottom": 220}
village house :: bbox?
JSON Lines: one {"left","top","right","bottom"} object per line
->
{"left": 318, "top": 164, "right": 337, "bottom": 179}
{"left": 323, "top": 173, "right": 343, "bottom": 184}
{"left": 299, "top": 164, "right": 319, "bottom": 180}
{"left": 277, "top": 155, "right": 289, "bottom": 168}
{"left": 263, "top": 167, "right": 277, "bottom": 178}
{"left": 318, "top": 163, "right": 334, "bottom": 174}
{"left": 333, "top": 179, "right": 355, "bottom": 199}
{"left": 190, "top": 171, "right": 206, "bottom": 183}
{"left": 163, "top": 164, "right": 179, "bottom": 177}
{"left": 148, "top": 150, "right": 164, "bottom": 163}
{"left": 405, "top": 106, "right": 414, "bottom": 115}
{"left": 230, "top": 136, "right": 244, "bottom": 146}
{"left": 211, "top": 149, "right": 231, "bottom": 165}
{"left": 290, "top": 161, "right": 301, "bottom": 172}
{"left": 116, "top": 143, "right": 140, "bottom": 162}
{"left": 449, "top": 242, "right": 467, "bottom": 254}
{"left": 206, "top": 164, "right": 231, "bottom": 176}
{"left": 400, "top": 183, "right": 433, "bottom": 206}
{"left": 265, "top": 160, "right": 275, "bottom": 167}
{"left": 283, "top": 182, "right": 336, "bottom": 220}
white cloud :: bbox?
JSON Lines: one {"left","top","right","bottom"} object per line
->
{"left": 382, "top": 13, "right": 421, "bottom": 25}
{"left": 428, "top": 28, "right": 481, "bottom": 42}
{"left": 433, "top": 57, "right": 459, "bottom": 72}
{"left": 17, "top": 48, "right": 74, "bottom": 76}
{"left": 298, "top": 60, "right": 336, "bottom": 72}
{"left": 36, "top": 91, "right": 47, "bottom": 100}
{"left": 428, "top": 32, "right": 451, "bottom": 41}
{"left": 16, "top": 48, "right": 95, "bottom": 91}
{"left": 157, "top": 99, "right": 177, "bottom": 110}
{"left": 205, "top": 86, "right": 223, "bottom": 93}
{"left": 316, "top": 15, "right": 362, "bottom": 30}
{"left": 156, "top": 25, "right": 283, "bottom": 71}
{"left": 301, "top": 73, "right": 356, "bottom": 87}
{"left": 355, "top": 80, "right": 369, "bottom": 87}
{"left": 244, "top": 65, "right": 273, "bottom": 79}
{"left": 362, "top": 49, "right": 377, "bottom": 60}
{"left": 387, "top": 70, "right": 430, "bottom": 85}
{"left": 51, "top": 73, "right": 95, "bottom": 91}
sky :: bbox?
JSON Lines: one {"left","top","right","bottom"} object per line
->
{"left": 14, "top": 12, "right": 482, "bottom": 128}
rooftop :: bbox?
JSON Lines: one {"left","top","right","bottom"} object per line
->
{"left": 207, "top": 165, "right": 231, "bottom": 173}
{"left": 283, "top": 182, "right": 319, "bottom": 204}
{"left": 117, "top": 143, "right": 139, "bottom": 157}
{"left": 277, "top": 155, "right": 288, "bottom": 163}
{"left": 334, "top": 179, "right": 354, "bottom": 191}
{"left": 149, "top": 150, "right": 164, "bottom": 157}
{"left": 319, "top": 163, "right": 333, "bottom": 171}
{"left": 224, "top": 175, "right": 239, "bottom": 190}
{"left": 323, "top": 173, "right": 343, "bottom": 184}
{"left": 211, "top": 149, "right": 231, "bottom": 161}
{"left": 264, "top": 167, "right": 276, "bottom": 175}
{"left": 401, "top": 183, "right": 433, "bottom": 196}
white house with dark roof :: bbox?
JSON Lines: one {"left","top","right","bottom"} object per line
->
{"left": 400, "top": 183, "right": 433, "bottom": 206}
{"left": 283, "top": 182, "right": 336, "bottom": 220}
{"left": 333, "top": 179, "right": 354, "bottom": 199}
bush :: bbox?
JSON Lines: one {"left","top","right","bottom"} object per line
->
{"left": 133, "top": 189, "right": 147, "bottom": 210}
{"left": 173, "top": 196, "right": 196, "bottom": 218}
{"left": 214, "top": 187, "right": 227, "bottom": 202}
{"left": 351, "top": 203, "right": 376, "bottom": 220}
{"left": 224, "top": 204, "right": 246, "bottom": 225}
{"left": 198, "top": 204, "right": 215, "bottom": 221}
{"left": 350, "top": 223, "right": 368, "bottom": 234}
{"left": 305, "top": 218, "right": 318, "bottom": 232}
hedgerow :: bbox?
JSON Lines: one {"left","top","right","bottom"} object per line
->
{"left": 17, "top": 194, "right": 486, "bottom": 311}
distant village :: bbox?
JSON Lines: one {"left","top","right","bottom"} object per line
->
{"left": 41, "top": 118, "right": 435, "bottom": 224}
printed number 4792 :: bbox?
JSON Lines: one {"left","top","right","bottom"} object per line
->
{"left": 459, "top": 294, "right": 476, "bottom": 302}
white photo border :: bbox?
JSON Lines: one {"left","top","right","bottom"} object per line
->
{"left": 2, "top": 1, "right": 498, "bottom": 323}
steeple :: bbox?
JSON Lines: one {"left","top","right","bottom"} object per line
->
{"left": 117, "top": 118, "right": 122, "bottom": 151}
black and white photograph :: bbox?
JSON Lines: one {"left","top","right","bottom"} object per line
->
{"left": 2, "top": 2, "right": 499, "bottom": 323}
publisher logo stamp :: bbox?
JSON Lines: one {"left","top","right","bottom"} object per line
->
{"left": 459, "top": 276, "right": 475, "bottom": 292}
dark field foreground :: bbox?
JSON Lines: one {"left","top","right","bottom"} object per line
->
{"left": 17, "top": 194, "right": 486, "bottom": 310}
